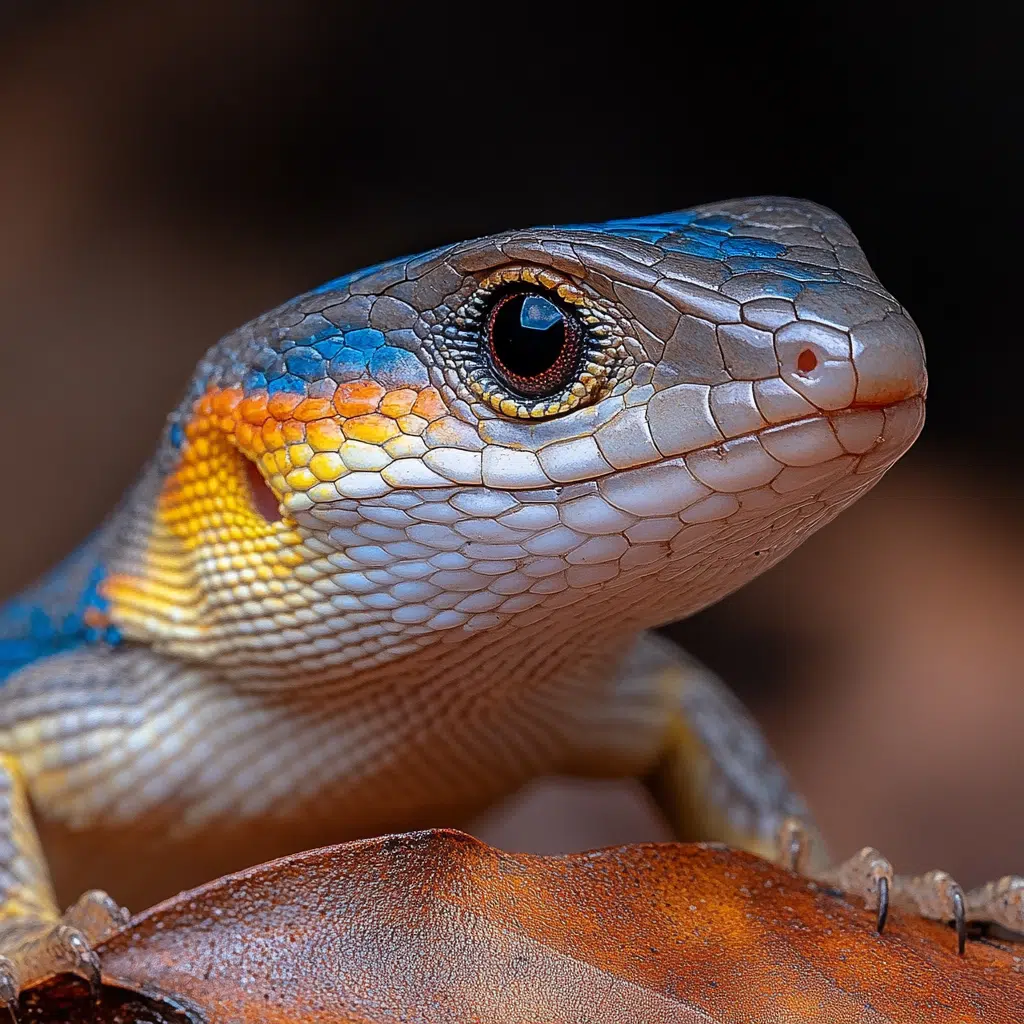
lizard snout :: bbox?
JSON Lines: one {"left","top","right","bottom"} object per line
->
{"left": 848, "top": 312, "right": 928, "bottom": 407}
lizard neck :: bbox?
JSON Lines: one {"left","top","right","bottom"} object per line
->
{"left": 228, "top": 605, "right": 637, "bottom": 711}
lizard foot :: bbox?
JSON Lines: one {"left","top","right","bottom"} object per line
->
{"left": 0, "top": 889, "right": 129, "bottom": 1019}
{"left": 0, "top": 755, "right": 130, "bottom": 1017}
{"left": 776, "top": 817, "right": 981, "bottom": 955}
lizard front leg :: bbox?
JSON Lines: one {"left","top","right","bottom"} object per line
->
{"left": 0, "top": 755, "right": 128, "bottom": 1012}
{"left": 0, "top": 643, "right": 231, "bottom": 1010}
{"left": 636, "top": 633, "right": 827, "bottom": 864}
{"left": 567, "top": 632, "right": 825, "bottom": 861}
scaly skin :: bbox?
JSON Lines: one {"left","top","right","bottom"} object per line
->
{"left": 14, "top": 197, "right": 1012, "bottom": 1000}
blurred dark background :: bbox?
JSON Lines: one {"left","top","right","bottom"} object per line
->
{"left": 1, "top": 3, "right": 1020, "bottom": 886}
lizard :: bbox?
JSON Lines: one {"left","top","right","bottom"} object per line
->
{"left": 1, "top": 196, "right": 1020, "bottom": 1006}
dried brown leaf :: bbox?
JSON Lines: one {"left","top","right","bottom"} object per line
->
{"left": 22, "top": 830, "right": 1023, "bottom": 1022}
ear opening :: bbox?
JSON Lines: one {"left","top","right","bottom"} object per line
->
{"left": 242, "top": 456, "right": 283, "bottom": 523}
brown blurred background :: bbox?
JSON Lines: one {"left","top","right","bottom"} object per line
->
{"left": 0, "top": 3, "right": 1020, "bottom": 887}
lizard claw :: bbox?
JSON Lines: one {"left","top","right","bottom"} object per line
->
{"left": 60, "top": 925, "right": 103, "bottom": 1006}
{"left": 824, "top": 845, "right": 895, "bottom": 931}
{"left": 890, "top": 869, "right": 967, "bottom": 955}
{"left": 773, "top": 826, "right": 979, "bottom": 954}
{"left": 952, "top": 885, "right": 967, "bottom": 956}
{"left": 876, "top": 874, "right": 890, "bottom": 934}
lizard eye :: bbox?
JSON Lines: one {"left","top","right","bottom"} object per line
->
{"left": 448, "top": 267, "right": 633, "bottom": 420}
{"left": 485, "top": 289, "right": 584, "bottom": 399}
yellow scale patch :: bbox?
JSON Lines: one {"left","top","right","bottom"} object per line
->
{"left": 103, "top": 380, "right": 448, "bottom": 653}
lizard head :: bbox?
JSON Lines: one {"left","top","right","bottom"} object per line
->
{"left": 103, "top": 198, "right": 926, "bottom": 688}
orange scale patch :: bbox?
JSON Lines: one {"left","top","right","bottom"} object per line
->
{"left": 240, "top": 394, "right": 270, "bottom": 425}
{"left": 334, "top": 380, "right": 385, "bottom": 417}
{"left": 306, "top": 418, "right": 344, "bottom": 450}
{"left": 411, "top": 387, "right": 447, "bottom": 422}
{"left": 281, "top": 419, "right": 306, "bottom": 444}
{"left": 82, "top": 606, "right": 110, "bottom": 630}
{"left": 293, "top": 396, "right": 335, "bottom": 422}
{"left": 235, "top": 422, "right": 255, "bottom": 449}
{"left": 212, "top": 389, "right": 242, "bottom": 417}
{"left": 261, "top": 419, "right": 285, "bottom": 449}
{"left": 343, "top": 413, "right": 400, "bottom": 443}
{"left": 268, "top": 391, "right": 302, "bottom": 420}
{"left": 379, "top": 388, "right": 419, "bottom": 418}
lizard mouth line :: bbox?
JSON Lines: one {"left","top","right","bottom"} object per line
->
{"left": 707, "top": 397, "right": 924, "bottom": 458}
{"left": 521, "top": 395, "right": 925, "bottom": 490}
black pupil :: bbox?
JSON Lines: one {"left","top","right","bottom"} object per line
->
{"left": 489, "top": 292, "right": 568, "bottom": 381}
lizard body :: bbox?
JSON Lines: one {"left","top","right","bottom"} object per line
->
{"left": 13, "top": 197, "right": 1007, "bottom": 1002}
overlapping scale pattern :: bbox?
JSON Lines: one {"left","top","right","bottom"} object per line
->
{"left": 96, "top": 197, "right": 925, "bottom": 688}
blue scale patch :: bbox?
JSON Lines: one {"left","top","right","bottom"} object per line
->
{"left": 0, "top": 548, "right": 121, "bottom": 684}
{"left": 267, "top": 373, "right": 306, "bottom": 396}
{"left": 328, "top": 347, "right": 374, "bottom": 383}
{"left": 301, "top": 212, "right": 838, "bottom": 329}
{"left": 368, "top": 346, "right": 429, "bottom": 389}
{"left": 345, "top": 329, "right": 386, "bottom": 352}
{"left": 284, "top": 347, "right": 326, "bottom": 380}
{"left": 237, "top": 324, "right": 430, "bottom": 398}
{"left": 559, "top": 211, "right": 836, "bottom": 284}
{"left": 313, "top": 337, "right": 345, "bottom": 359}
{"left": 724, "top": 256, "right": 838, "bottom": 281}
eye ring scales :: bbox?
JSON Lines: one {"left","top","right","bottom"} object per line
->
{"left": 447, "top": 265, "right": 634, "bottom": 420}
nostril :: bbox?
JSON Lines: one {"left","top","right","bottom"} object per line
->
{"left": 796, "top": 349, "right": 818, "bottom": 374}
{"left": 776, "top": 321, "right": 856, "bottom": 410}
